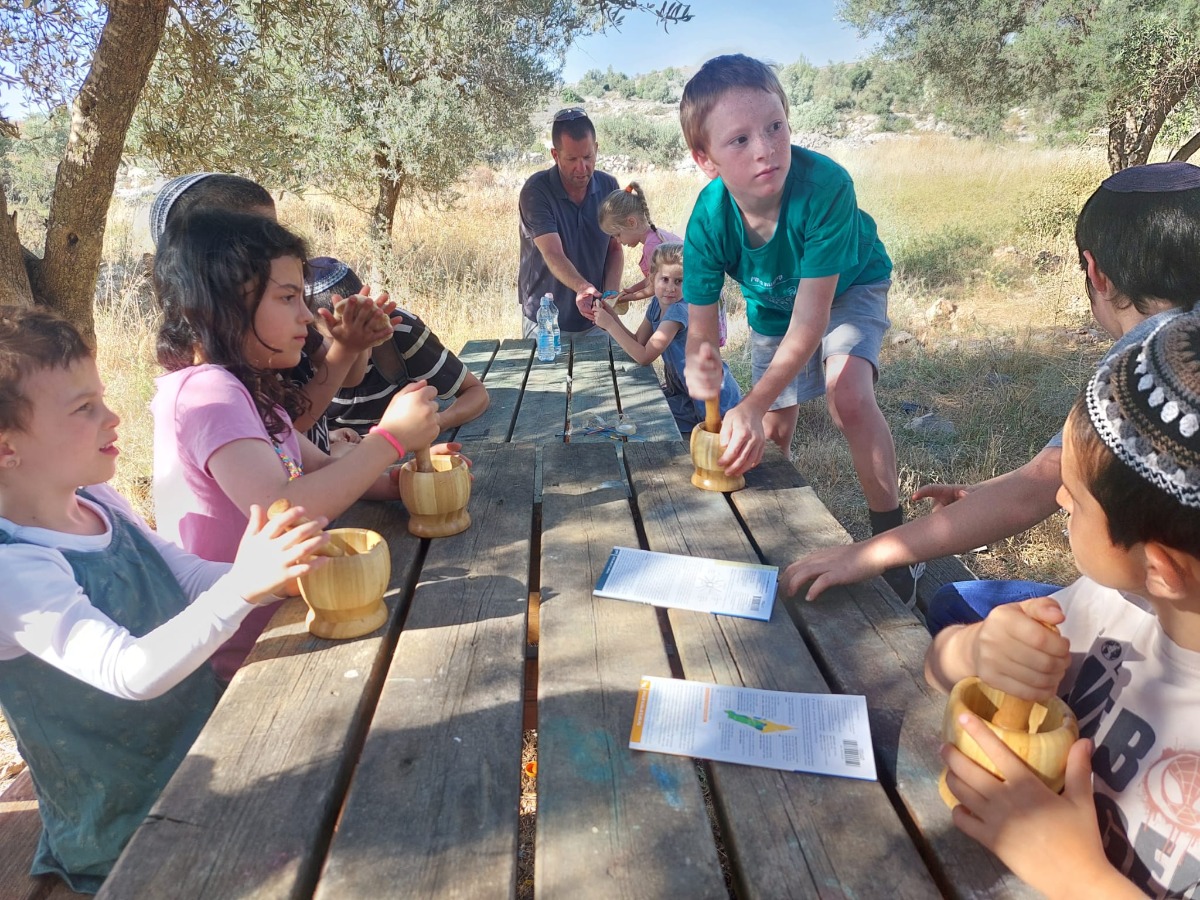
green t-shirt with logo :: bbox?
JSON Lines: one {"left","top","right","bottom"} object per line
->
{"left": 683, "top": 146, "right": 892, "bottom": 337}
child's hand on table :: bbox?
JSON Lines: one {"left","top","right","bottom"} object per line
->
{"left": 973, "top": 597, "right": 1071, "bottom": 701}
{"left": 230, "top": 503, "right": 331, "bottom": 603}
{"left": 941, "top": 715, "right": 1131, "bottom": 899}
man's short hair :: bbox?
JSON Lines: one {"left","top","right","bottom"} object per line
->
{"left": 680, "top": 54, "right": 790, "bottom": 155}
{"left": 551, "top": 106, "right": 596, "bottom": 149}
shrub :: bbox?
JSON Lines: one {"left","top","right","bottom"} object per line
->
{"left": 560, "top": 87, "right": 584, "bottom": 104}
{"left": 593, "top": 113, "right": 686, "bottom": 168}
{"left": 791, "top": 99, "right": 839, "bottom": 134}
{"left": 1018, "top": 160, "right": 1103, "bottom": 240}
{"left": 891, "top": 226, "right": 988, "bottom": 288}
{"left": 876, "top": 113, "right": 913, "bottom": 133}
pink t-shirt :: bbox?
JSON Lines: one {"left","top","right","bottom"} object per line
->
{"left": 638, "top": 227, "right": 682, "bottom": 278}
{"left": 152, "top": 365, "right": 303, "bottom": 680}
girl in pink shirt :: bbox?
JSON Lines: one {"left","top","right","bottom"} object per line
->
{"left": 152, "top": 209, "right": 442, "bottom": 680}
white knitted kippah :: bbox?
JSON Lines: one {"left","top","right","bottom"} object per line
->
{"left": 149, "top": 173, "right": 214, "bottom": 247}
{"left": 1087, "top": 313, "right": 1200, "bottom": 508}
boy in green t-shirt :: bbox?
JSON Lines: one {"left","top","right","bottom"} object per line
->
{"left": 680, "top": 54, "right": 918, "bottom": 603}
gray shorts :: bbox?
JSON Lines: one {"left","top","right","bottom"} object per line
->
{"left": 750, "top": 279, "right": 890, "bottom": 409}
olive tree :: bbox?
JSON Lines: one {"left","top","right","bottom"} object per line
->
{"left": 839, "top": 0, "right": 1200, "bottom": 171}
{"left": 0, "top": 0, "right": 691, "bottom": 335}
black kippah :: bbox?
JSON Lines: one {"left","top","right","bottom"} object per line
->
{"left": 305, "top": 257, "right": 352, "bottom": 298}
{"left": 1101, "top": 162, "right": 1200, "bottom": 194}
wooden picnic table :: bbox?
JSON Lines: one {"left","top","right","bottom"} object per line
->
{"left": 98, "top": 337, "right": 1035, "bottom": 899}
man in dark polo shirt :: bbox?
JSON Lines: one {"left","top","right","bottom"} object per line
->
{"left": 518, "top": 107, "right": 623, "bottom": 336}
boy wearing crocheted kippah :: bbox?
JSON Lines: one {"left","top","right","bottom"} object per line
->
{"left": 785, "top": 160, "right": 1200, "bottom": 616}
{"left": 925, "top": 313, "right": 1200, "bottom": 899}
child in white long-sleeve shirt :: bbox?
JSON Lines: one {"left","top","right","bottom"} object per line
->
{"left": 0, "top": 306, "right": 330, "bottom": 893}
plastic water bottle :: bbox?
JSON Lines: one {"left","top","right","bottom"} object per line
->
{"left": 545, "top": 292, "right": 561, "bottom": 358}
{"left": 536, "top": 295, "right": 557, "bottom": 362}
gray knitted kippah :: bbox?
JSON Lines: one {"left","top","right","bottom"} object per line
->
{"left": 1100, "top": 161, "right": 1200, "bottom": 194}
{"left": 1087, "top": 313, "right": 1200, "bottom": 508}
{"left": 149, "top": 173, "right": 213, "bottom": 246}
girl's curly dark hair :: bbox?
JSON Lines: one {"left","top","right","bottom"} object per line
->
{"left": 154, "top": 209, "right": 311, "bottom": 441}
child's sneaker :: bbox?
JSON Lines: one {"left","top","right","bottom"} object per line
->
{"left": 882, "top": 562, "right": 926, "bottom": 610}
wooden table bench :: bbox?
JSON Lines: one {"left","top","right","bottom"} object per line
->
{"left": 96, "top": 337, "right": 1033, "bottom": 898}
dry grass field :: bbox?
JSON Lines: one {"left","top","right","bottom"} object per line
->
{"left": 1, "top": 134, "right": 1114, "bottom": 804}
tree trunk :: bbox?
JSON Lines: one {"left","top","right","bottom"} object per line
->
{"left": 1173, "top": 130, "right": 1200, "bottom": 164}
{"left": 372, "top": 148, "right": 404, "bottom": 240}
{"left": 0, "top": 185, "right": 34, "bottom": 307}
{"left": 35, "top": 0, "right": 169, "bottom": 343}
{"left": 1107, "top": 107, "right": 1166, "bottom": 173}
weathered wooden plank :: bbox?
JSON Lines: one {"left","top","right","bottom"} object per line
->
{"left": 568, "top": 337, "right": 624, "bottom": 444}
{"left": 456, "top": 339, "right": 532, "bottom": 442}
{"left": 624, "top": 441, "right": 938, "bottom": 900}
{"left": 536, "top": 443, "right": 725, "bottom": 899}
{"left": 99, "top": 501, "right": 424, "bottom": 900}
{"left": 455, "top": 339, "right": 499, "bottom": 381}
{"left": 316, "top": 445, "right": 532, "bottom": 898}
{"left": 609, "top": 346, "right": 682, "bottom": 443}
{"left": 511, "top": 347, "right": 569, "bottom": 444}
{"left": 441, "top": 339, "right": 500, "bottom": 443}
{"left": 730, "top": 447, "right": 1037, "bottom": 899}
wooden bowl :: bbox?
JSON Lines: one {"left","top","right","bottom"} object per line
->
{"left": 690, "top": 426, "right": 745, "bottom": 492}
{"left": 397, "top": 454, "right": 472, "bottom": 538}
{"left": 603, "top": 295, "right": 630, "bottom": 316}
{"left": 938, "top": 676, "right": 1079, "bottom": 809}
{"left": 297, "top": 528, "right": 390, "bottom": 640}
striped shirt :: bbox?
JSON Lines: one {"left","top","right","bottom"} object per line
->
{"left": 325, "top": 309, "right": 467, "bottom": 435}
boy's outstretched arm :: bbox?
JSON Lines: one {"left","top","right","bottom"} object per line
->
{"left": 719, "top": 275, "right": 836, "bottom": 475}
{"left": 435, "top": 370, "right": 490, "bottom": 431}
{"left": 784, "top": 446, "right": 1063, "bottom": 599}
{"left": 684, "top": 302, "right": 723, "bottom": 398}
{"left": 942, "top": 717, "right": 1141, "bottom": 900}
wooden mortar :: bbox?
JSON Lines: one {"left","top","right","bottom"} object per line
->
{"left": 938, "top": 675, "right": 1079, "bottom": 809}
{"left": 297, "top": 528, "right": 391, "bottom": 639}
{"left": 690, "top": 399, "right": 745, "bottom": 492}
{"left": 397, "top": 446, "right": 472, "bottom": 538}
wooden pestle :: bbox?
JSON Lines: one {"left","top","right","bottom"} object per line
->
{"left": 992, "top": 694, "right": 1037, "bottom": 732}
{"left": 989, "top": 621, "right": 1062, "bottom": 732}
{"left": 414, "top": 446, "right": 435, "bottom": 473}
{"left": 267, "top": 498, "right": 350, "bottom": 557}
{"left": 704, "top": 398, "right": 721, "bottom": 435}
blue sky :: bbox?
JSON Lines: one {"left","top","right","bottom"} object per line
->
{"left": 561, "top": 0, "right": 877, "bottom": 82}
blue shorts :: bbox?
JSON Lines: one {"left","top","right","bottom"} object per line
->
{"left": 750, "top": 279, "right": 891, "bottom": 409}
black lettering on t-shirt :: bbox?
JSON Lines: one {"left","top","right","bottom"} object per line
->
{"left": 1094, "top": 709, "right": 1156, "bottom": 791}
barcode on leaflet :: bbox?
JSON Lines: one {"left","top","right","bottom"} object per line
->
{"left": 750, "top": 594, "right": 762, "bottom": 610}
{"left": 843, "top": 740, "right": 861, "bottom": 767}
